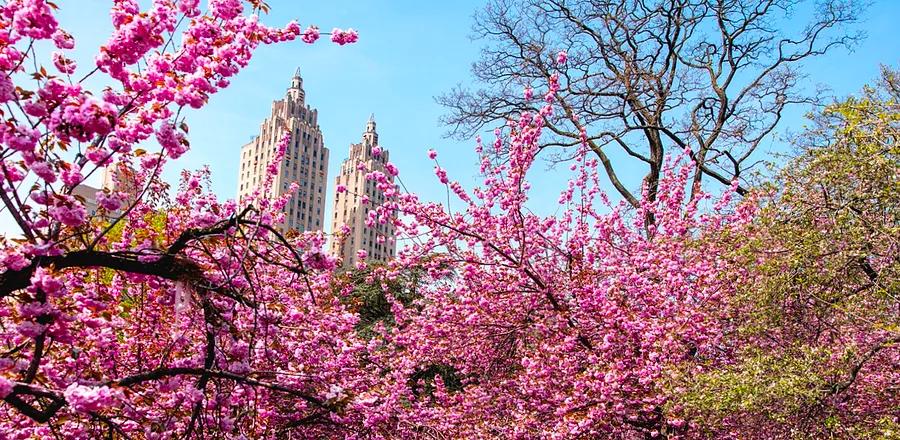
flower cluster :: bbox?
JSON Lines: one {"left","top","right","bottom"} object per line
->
{"left": 331, "top": 27, "right": 359, "bottom": 45}
{"left": 63, "top": 384, "right": 122, "bottom": 414}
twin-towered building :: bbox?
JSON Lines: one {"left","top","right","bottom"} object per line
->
{"left": 237, "top": 69, "right": 396, "bottom": 267}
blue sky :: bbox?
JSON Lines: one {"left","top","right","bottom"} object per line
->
{"left": 2, "top": 0, "right": 899, "bottom": 235}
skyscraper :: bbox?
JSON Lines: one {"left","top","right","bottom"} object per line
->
{"left": 330, "top": 115, "right": 396, "bottom": 267}
{"left": 237, "top": 68, "right": 329, "bottom": 232}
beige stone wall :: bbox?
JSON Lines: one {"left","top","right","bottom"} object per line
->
{"left": 237, "top": 69, "right": 329, "bottom": 233}
{"left": 72, "top": 184, "right": 100, "bottom": 218}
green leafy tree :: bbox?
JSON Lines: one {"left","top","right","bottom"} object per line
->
{"left": 677, "top": 67, "right": 900, "bottom": 438}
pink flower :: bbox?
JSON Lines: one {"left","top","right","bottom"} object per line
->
{"left": 30, "top": 190, "right": 49, "bottom": 205}
{"left": 385, "top": 162, "right": 399, "bottom": 177}
{"left": 434, "top": 166, "right": 449, "bottom": 184}
{"left": 177, "top": 0, "right": 201, "bottom": 17}
{"left": 51, "top": 29, "right": 75, "bottom": 49}
{"left": 64, "top": 383, "right": 121, "bottom": 413}
{"left": 208, "top": 0, "right": 242, "bottom": 20}
{"left": 556, "top": 50, "right": 568, "bottom": 65}
{"left": 427, "top": 149, "right": 438, "bottom": 160}
{"left": 2, "top": 252, "right": 30, "bottom": 271}
{"left": 356, "top": 249, "right": 368, "bottom": 260}
{"left": 4, "top": 124, "right": 40, "bottom": 152}
{"left": 30, "top": 161, "right": 57, "bottom": 183}
{"left": 524, "top": 86, "right": 533, "bottom": 101}
{"left": 48, "top": 95, "right": 117, "bottom": 143}
{"left": 331, "top": 28, "right": 359, "bottom": 46}
{"left": 3, "top": 162, "right": 25, "bottom": 182}
{"left": 48, "top": 196, "right": 87, "bottom": 227}
{"left": 336, "top": 184, "right": 347, "bottom": 193}
{"left": 23, "top": 101, "right": 48, "bottom": 117}
{"left": 156, "top": 121, "right": 187, "bottom": 159}
{"left": 52, "top": 51, "right": 76, "bottom": 74}
{"left": 0, "top": 74, "right": 15, "bottom": 102}
{"left": 0, "top": 377, "right": 13, "bottom": 399}
{"left": 96, "top": 191, "right": 123, "bottom": 211}
{"left": 17, "top": 321, "right": 46, "bottom": 338}
{"left": 29, "top": 267, "right": 64, "bottom": 296}
{"left": 60, "top": 165, "right": 83, "bottom": 187}
{"left": 303, "top": 251, "right": 336, "bottom": 271}
{"left": 9, "top": 0, "right": 59, "bottom": 39}
{"left": 85, "top": 147, "right": 112, "bottom": 166}
{"left": 301, "top": 25, "right": 320, "bottom": 44}
{"left": 372, "top": 146, "right": 382, "bottom": 157}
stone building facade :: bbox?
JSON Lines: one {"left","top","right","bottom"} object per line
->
{"left": 72, "top": 184, "right": 100, "bottom": 217}
{"left": 237, "top": 68, "right": 329, "bottom": 232}
{"left": 330, "top": 116, "right": 396, "bottom": 267}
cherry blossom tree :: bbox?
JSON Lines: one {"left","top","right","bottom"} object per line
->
{"left": 0, "top": 0, "right": 363, "bottom": 437}
{"left": 345, "top": 73, "right": 759, "bottom": 438}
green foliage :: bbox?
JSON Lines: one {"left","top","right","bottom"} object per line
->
{"left": 338, "top": 261, "right": 467, "bottom": 397}
{"left": 742, "top": 66, "right": 899, "bottom": 336}
{"left": 338, "top": 263, "right": 424, "bottom": 339}
{"left": 676, "top": 66, "right": 900, "bottom": 435}
{"left": 408, "top": 364, "right": 464, "bottom": 397}
{"left": 675, "top": 346, "right": 834, "bottom": 424}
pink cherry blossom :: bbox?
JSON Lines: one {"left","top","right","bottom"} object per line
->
{"left": 51, "top": 51, "right": 76, "bottom": 74}
{"left": 434, "top": 166, "right": 449, "bottom": 184}
{"left": 0, "top": 73, "right": 15, "bottom": 102}
{"left": 0, "top": 377, "right": 13, "bottom": 399}
{"left": 302, "top": 25, "right": 320, "bottom": 43}
{"left": 63, "top": 384, "right": 121, "bottom": 414}
{"left": 331, "top": 27, "right": 359, "bottom": 45}
{"left": 51, "top": 29, "right": 75, "bottom": 49}
{"left": 30, "top": 161, "right": 56, "bottom": 183}
{"left": 96, "top": 191, "right": 123, "bottom": 211}
{"left": 155, "top": 121, "right": 187, "bottom": 159}
{"left": 59, "top": 166, "right": 82, "bottom": 188}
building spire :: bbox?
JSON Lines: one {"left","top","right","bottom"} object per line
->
{"left": 368, "top": 113, "right": 375, "bottom": 123}
{"left": 290, "top": 67, "right": 303, "bottom": 90}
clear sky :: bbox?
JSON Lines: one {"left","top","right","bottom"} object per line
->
{"left": 2, "top": 0, "right": 899, "bottom": 236}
